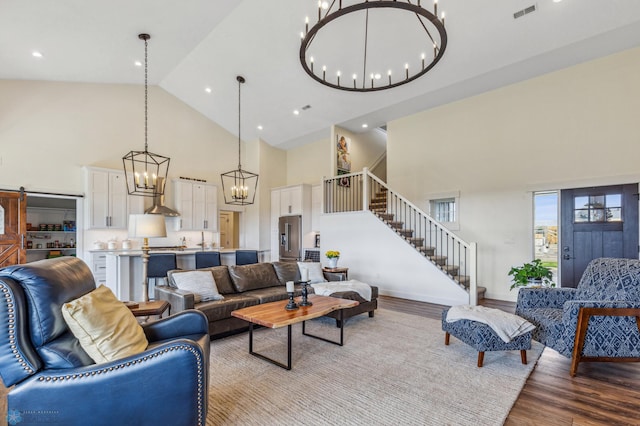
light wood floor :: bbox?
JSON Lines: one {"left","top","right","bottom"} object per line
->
{"left": 3, "top": 297, "right": 639, "bottom": 425}
{"left": 379, "top": 296, "right": 640, "bottom": 426}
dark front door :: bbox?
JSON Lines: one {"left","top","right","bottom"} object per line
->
{"left": 0, "top": 191, "right": 27, "bottom": 267}
{"left": 560, "top": 184, "right": 638, "bottom": 287}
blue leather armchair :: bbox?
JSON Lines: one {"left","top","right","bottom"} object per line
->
{"left": 516, "top": 257, "right": 640, "bottom": 376}
{"left": 0, "top": 256, "right": 209, "bottom": 426}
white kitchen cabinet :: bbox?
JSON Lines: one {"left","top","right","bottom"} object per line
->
{"left": 85, "top": 167, "right": 143, "bottom": 229}
{"left": 173, "top": 179, "right": 218, "bottom": 231}
{"left": 278, "top": 186, "right": 305, "bottom": 216}
{"left": 91, "top": 252, "right": 108, "bottom": 287}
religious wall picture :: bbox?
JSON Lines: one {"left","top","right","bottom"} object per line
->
{"left": 337, "top": 134, "right": 351, "bottom": 173}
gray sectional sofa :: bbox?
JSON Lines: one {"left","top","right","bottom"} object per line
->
{"left": 155, "top": 261, "right": 378, "bottom": 338}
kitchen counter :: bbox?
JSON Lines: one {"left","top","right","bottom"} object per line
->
{"left": 102, "top": 248, "right": 271, "bottom": 301}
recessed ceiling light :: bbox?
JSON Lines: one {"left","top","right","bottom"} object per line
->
{"left": 374, "top": 73, "right": 381, "bottom": 80}
{"left": 362, "top": 124, "right": 368, "bottom": 128}
{"left": 32, "top": 51, "right": 43, "bottom": 58}
{"left": 204, "top": 87, "right": 212, "bottom": 94}
{"left": 321, "top": 1, "right": 329, "bottom": 10}
{"left": 293, "top": 110, "right": 300, "bottom": 116}
{"left": 553, "top": 0, "right": 562, "bottom": 2}
{"left": 257, "top": 125, "right": 263, "bottom": 130}
{"left": 134, "top": 61, "right": 142, "bottom": 67}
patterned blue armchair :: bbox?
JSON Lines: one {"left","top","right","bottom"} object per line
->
{"left": 0, "top": 257, "right": 210, "bottom": 425}
{"left": 515, "top": 257, "right": 640, "bottom": 376}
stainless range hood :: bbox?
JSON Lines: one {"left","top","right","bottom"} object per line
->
{"left": 144, "top": 177, "right": 180, "bottom": 217}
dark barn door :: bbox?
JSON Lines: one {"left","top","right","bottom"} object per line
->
{"left": 560, "top": 184, "right": 638, "bottom": 287}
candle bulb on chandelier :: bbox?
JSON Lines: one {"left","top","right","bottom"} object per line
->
{"left": 441, "top": 11, "right": 445, "bottom": 26}
{"left": 322, "top": 65, "right": 326, "bottom": 81}
{"left": 434, "top": 0, "right": 438, "bottom": 16}
{"left": 370, "top": 73, "right": 374, "bottom": 88}
{"left": 144, "top": 172, "right": 149, "bottom": 188}
{"left": 310, "top": 56, "right": 314, "bottom": 72}
{"left": 305, "top": 16, "right": 309, "bottom": 33}
{"left": 336, "top": 70, "right": 341, "bottom": 86}
{"left": 134, "top": 172, "right": 140, "bottom": 187}
{"left": 352, "top": 74, "right": 357, "bottom": 88}
{"left": 421, "top": 53, "right": 426, "bottom": 70}
{"left": 405, "top": 63, "right": 409, "bottom": 80}
{"left": 388, "top": 70, "right": 392, "bottom": 85}
{"left": 318, "top": 0, "right": 322, "bottom": 20}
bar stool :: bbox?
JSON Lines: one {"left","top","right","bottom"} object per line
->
{"left": 147, "top": 253, "right": 177, "bottom": 299}
{"left": 235, "top": 250, "right": 259, "bottom": 265}
{"left": 195, "top": 251, "right": 221, "bottom": 268}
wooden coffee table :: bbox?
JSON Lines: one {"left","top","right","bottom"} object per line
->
{"left": 231, "top": 294, "right": 358, "bottom": 370}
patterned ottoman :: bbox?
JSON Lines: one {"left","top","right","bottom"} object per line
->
{"left": 441, "top": 308, "right": 532, "bottom": 367}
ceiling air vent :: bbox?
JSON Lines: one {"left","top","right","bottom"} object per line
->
{"left": 513, "top": 4, "right": 537, "bottom": 19}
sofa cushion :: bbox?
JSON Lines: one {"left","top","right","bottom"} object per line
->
{"left": 243, "top": 286, "right": 291, "bottom": 303}
{"left": 0, "top": 257, "right": 96, "bottom": 350}
{"left": 169, "top": 265, "right": 237, "bottom": 295}
{"left": 297, "top": 262, "right": 327, "bottom": 284}
{"left": 196, "top": 294, "right": 261, "bottom": 322}
{"left": 228, "top": 263, "right": 281, "bottom": 292}
{"left": 61, "top": 285, "right": 148, "bottom": 363}
{"left": 272, "top": 261, "right": 301, "bottom": 284}
{"left": 171, "top": 270, "right": 224, "bottom": 303}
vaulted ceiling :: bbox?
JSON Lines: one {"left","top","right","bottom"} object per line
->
{"left": 2, "top": 0, "right": 640, "bottom": 149}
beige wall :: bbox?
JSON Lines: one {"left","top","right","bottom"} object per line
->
{"left": 0, "top": 80, "right": 246, "bottom": 194}
{"left": 388, "top": 46, "right": 640, "bottom": 300}
{"left": 286, "top": 137, "right": 331, "bottom": 185}
{"left": 0, "top": 79, "right": 281, "bottom": 252}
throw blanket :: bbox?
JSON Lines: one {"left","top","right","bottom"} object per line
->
{"left": 446, "top": 305, "right": 536, "bottom": 343}
{"left": 311, "top": 280, "right": 372, "bottom": 302}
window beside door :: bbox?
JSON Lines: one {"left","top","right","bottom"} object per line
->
{"left": 533, "top": 191, "right": 558, "bottom": 285}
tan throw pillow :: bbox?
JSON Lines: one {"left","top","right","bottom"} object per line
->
{"left": 61, "top": 285, "right": 148, "bottom": 364}
{"left": 171, "top": 270, "right": 224, "bottom": 303}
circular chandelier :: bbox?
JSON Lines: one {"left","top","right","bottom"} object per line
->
{"left": 299, "top": 0, "right": 447, "bottom": 92}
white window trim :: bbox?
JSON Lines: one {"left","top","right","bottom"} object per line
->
{"left": 428, "top": 191, "right": 460, "bottom": 231}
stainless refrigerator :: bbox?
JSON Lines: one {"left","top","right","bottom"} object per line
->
{"left": 279, "top": 215, "right": 302, "bottom": 261}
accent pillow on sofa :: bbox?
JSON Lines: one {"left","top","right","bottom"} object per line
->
{"left": 61, "top": 285, "right": 148, "bottom": 363}
{"left": 171, "top": 270, "right": 225, "bottom": 303}
{"left": 297, "top": 262, "right": 327, "bottom": 284}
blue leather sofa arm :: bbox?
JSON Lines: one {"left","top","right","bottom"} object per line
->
{"left": 143, "top": 309, "right": 207, "bottom": 342}
{"left": 8, "top": 337, "right": 208, "bottom": 426}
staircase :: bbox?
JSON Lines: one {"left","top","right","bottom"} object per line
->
{"left": 323, "top": 168, "right": 481, "bottom": 304}
{"left": 370, "top": 187, "right": 485, "bottom": 300}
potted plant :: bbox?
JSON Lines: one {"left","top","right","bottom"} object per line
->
{"left": 325, "top": 250, "right": 340, "bottom": 268}
{"left": 508, "top": 259, "right": 554, "bottom": 290}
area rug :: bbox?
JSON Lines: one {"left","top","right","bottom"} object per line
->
{"left": 206, "top": 309, "right": 544, "bottom": 425}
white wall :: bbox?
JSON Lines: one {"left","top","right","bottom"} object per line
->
{"left": 387, "top": 46, "right": 640, "bottom": 301}
{"left": 320, "top": 211, "right": 469, "bottom": 306}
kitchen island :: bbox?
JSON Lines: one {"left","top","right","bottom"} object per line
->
{"left": 97, "top": 248, "right": 270, "bottom": 301}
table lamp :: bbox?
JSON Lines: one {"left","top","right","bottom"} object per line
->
{"left": 129, "top": 214, "right": 167, "bottom": 302}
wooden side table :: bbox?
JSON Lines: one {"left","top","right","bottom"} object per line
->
{"left": 128, "top": 300, "right": 170, "bottom": 321}
{"left": 323, "top": 267, "right": 349, "bottom": 281}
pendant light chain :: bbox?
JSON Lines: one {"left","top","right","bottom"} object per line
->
{"left": 144, "top": 36, "right": 149, "bottom": 153}
{"left": 237, "top": 76, "right": 242, "bottom": 170}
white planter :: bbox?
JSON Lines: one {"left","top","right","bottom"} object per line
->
{"left": 327, "top": 257, "right": 339, "bottom": 268}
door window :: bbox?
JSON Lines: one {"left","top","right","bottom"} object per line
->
{"left": 573, "top": 193, "right": 622, "bottom": 223}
